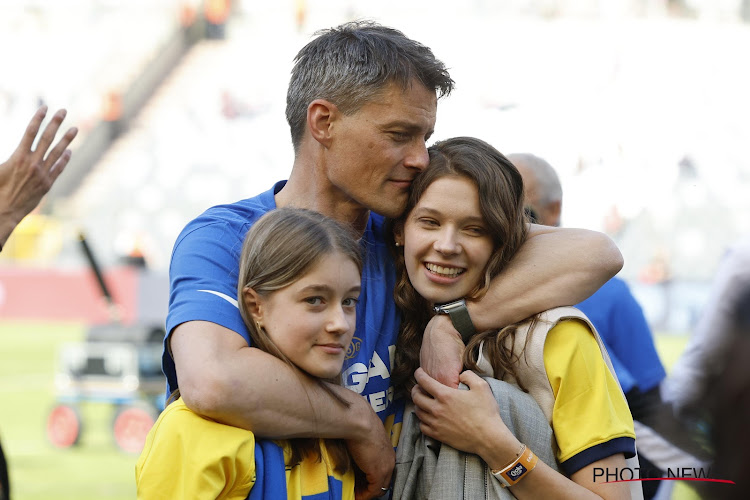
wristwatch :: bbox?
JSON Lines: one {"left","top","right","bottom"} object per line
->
{"left": 491, "top": 444, "right": 538, "bottom": 488}
{"left": 432, "top": 298, "right": 477, "bottom": 342}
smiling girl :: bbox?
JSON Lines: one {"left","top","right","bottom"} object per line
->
{"left": 136, "top": 208, "right": 361, "bottom": 499}
{"left": 390, "top": 137, "right": 639, "bottom": 499}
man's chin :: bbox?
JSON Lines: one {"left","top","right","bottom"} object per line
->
{"left": 371, "top": 200, "right": 407, "bottom": 218}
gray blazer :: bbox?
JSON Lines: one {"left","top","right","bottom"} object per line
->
{"left": 392, "top": 378, "right": 559, "bottom": 499}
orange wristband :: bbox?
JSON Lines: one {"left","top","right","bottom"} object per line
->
{"left": 491, "top": 444, "right": 538, "bottom": 488}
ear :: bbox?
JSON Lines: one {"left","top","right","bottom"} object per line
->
{"left": 393, "top": 221, "right": 405, "bottom": 246}
{"left": 307, "top": 99, "right": 338, "bottom": 148}
{"left": 547, "top": 200, "right": 562, "bottom": 227}
{"left": 242, "top": 287, "right": 265, "bottom": 323}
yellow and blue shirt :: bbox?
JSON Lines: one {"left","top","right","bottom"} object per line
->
{"left": 135, "top": 398, "right": 354, "bottom": 499}
{"left": 543, "top": 319, "right": 636, "bottom": 475}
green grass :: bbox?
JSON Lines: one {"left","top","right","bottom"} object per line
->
{"left": 0, "top": 321, "right": 137, "bottom": 500}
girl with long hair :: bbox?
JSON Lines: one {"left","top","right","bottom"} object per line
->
{"left": 391, "top": 137, "right": 638, "bottom": 499}
{"left": 136, "top": 207, "right": 362, "bottom": 499}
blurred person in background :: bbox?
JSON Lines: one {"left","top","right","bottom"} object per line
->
{"left": 204, "top": 0, "right": 231, "bottom": 39}
{"left": 511, "top": 153, "right": 709, "bottom": 500}
{"left": 698, "top": 282, "right": 750, "bottom": 499}
{"left": 166, "top": 21, "right": 623, "bottom": 498}
{"left": 661, "top": 233, "right": 750, "bottom": 498}
{"left": 662, "top": 233, "right": 750, "bottom": 416}
{"left": 0, "top": 105, "right": 78, "bottom": 500}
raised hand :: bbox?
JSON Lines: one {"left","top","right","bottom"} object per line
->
{"left": 0, "top": 106, "right": 78, "bottom": 247}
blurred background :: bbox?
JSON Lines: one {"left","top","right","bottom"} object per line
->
{"left": 1, "top": 0, "right": 748, "bottom": 498}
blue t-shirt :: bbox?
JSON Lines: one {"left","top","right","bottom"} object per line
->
{"left": 165, "top": 181, "right": 402, "bottom": 426}
{"left": 577, "top": 277, "right": 666, "bottom": 393}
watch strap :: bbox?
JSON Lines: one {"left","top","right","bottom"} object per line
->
{"left": 434, "top": 299, "right": 477, "bottom": 342}
{"left": 491, "top": 444, "right": 538, "bottom": 488}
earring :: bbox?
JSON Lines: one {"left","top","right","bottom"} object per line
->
{"left": 255, "top": 321, "right": 263, "bottom": 331}
{"left": 395, "top": 241, "right": 402, "bottom": 247}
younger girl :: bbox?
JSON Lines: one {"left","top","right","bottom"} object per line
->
{"left": 391, "top": 137, "right": 639, "bottom": 499}
{"left": 136, "top": 208, "right": 361, "bottom": 499}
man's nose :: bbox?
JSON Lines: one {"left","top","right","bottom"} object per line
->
{"left": 404, "top": 142, "right": 429, "bottom": 172}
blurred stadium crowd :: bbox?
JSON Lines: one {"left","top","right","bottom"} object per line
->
{"left": 1, "top": 0, "right": 750, "bottom": 333}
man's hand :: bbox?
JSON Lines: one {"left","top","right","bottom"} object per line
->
{"left": 347, "top": 410, "right": 395, "bottom": 500}
{"left": 0, "top": 106, "right": 78, "bottom": 246}
{"left": 172, "top": 321, "right": 395, "bottom": 498}
{"left": 419, "top": 314, "right": 465, "bottom": 388}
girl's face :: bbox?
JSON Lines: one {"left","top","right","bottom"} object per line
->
{"left": 397, "top": 175, "right": 494, "bottom": 305}
{"left": 250, "top": 252, "right": 361, "bottom": 379}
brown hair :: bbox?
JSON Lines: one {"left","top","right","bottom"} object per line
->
{"left": 389, "top": 137, "right": 534, "bottom": 395}
{"left": 238, "top": 207, "right": 362, "bottom": 474}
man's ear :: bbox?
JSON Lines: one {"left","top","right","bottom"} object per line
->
{"left": 547, "top": 200, "right": 562, "bottom": 227}
{"left": 307, "top": 99, "right": 338, "bottom": 148}
{"left": 243, "top": 287, "right": 265, "bottom": 323}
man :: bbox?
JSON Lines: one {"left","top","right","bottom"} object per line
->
{"left": 510, "top": 153, "right": 563, "bottom": 227}
{"left": 0, "top": 105, "right": 77, "bottom": 500}
{"left": 511, "top": 152, "right": 708, "bottom": 500}
{"left": 167, "top": 22, "right": 622, "bottom": 498}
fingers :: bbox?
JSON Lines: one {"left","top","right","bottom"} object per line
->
{"left": 48, "top": 150, "right": 72, "bottom": 180}
{"left": 355, "top": 483, "right": 388, "bottom": 500}
{"left": 458, "top": 369, "right": 484, "bottom": 388}
{"left": 35, "top": 109, "right": 69, "bottom": 159}
{"left": 18, "top": 106, "right": 48, "bottom": 152}
{"left": 354, "top": 473, "right": 391, "bottom": 500}
{"left": 45, "top": 125, "right": 78, "bottom": 172}
{"left": 413, "top": 367, "right": 443, "bottom": 397}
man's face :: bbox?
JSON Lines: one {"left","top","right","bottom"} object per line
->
{"left": 515, "top": 162, "right": 561, "bottom": 227}
{"left": 325, "top": 80, "right": 438, "bottom": 218}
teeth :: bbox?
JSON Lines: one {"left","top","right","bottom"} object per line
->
{"left": 425, "top": 263, "right": 464, "bottom": 277}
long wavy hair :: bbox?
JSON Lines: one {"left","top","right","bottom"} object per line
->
{"left": 389, "top": 137, "right": 534, "bottom": 395}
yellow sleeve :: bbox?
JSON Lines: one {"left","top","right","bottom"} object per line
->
{"left": 543, "top": 320, "right": 635, "bottom": 474}
{"left": 135, "top": 398, "right": 256, "bottom": 500}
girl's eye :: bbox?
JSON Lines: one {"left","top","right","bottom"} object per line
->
{"left": 418, "top": 218, "right": 439, "bottom": 227}
{"left": 342, "top": 297, "right": 359, "bottom": 307}
{"left": 305, "top": 297, "right": 323, "bottom": 306}
{"left": 466, "top": 226, "right": 486, "bottom": 235}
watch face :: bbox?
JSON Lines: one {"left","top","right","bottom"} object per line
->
{"left": 436, "top": 299, "right": 463, "bottom": 311}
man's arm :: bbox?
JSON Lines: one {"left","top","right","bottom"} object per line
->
{"left": 171, "top": 320, "right": 395, "bottom": 498}
{"left": 0, "top": 106, "right": 78, "bottom": 247}
{"left": 470, "top": 225, "right": 623, "bottom": 330}
{"left": 421, "top": 225, "right": 623, "bottom": 387}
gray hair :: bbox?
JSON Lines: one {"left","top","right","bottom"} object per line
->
{"left": 507, "top": 153, "right": 562, "bottom": 206}
{"left": 285, "top": 20, "right": 454, "bottom": 152}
